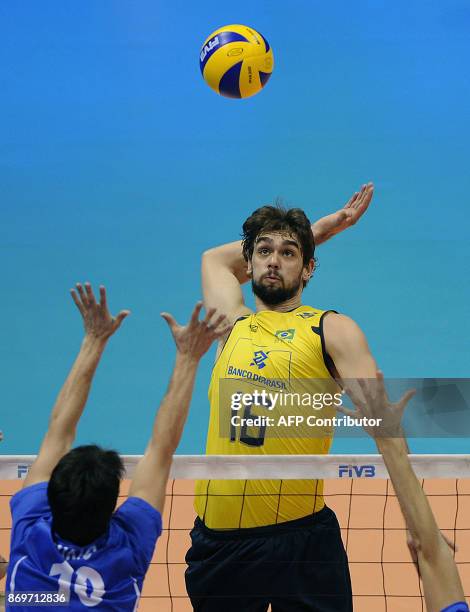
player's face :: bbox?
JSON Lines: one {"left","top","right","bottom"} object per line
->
{"left": 248, "top": 232, "right": 313, "bottom": 305}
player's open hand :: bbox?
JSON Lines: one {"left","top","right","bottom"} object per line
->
{"left": 312, "top": 183, "right": 374, "bottom": 245}
{"left": 71, "top": 283, "right": 130, "bottom": 341}
{"left": 338, "top": 370, "right": 415, "bottom": 438}
{"left": 161, "top": 302, "right": 232, "bottom": 362}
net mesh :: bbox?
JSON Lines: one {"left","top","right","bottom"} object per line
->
{"left": 1, "top": 455, "right": 469, "bottom": 612}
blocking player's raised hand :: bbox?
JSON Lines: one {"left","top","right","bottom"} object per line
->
{"left": 24, "top": 284, "right": 129, "bottom": 488}
{"left": 161, "top": 302, "right": 231, "bottom": 361}
{"left": 71, "top": 283, "right": 130, "bottom": 341}
{"left": 338, "top": 370, "right": 415, "bottom": 438}
{"left": 312, "top": 183, "right": 374, "bottom": 245}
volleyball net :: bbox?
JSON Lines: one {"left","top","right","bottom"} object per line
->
{"left": 1, "top": 455, "right": 469, "bottom": 612}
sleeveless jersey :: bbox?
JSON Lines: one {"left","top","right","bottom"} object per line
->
{"left": 194, "top": 305, "right": 339, "bottom": 529}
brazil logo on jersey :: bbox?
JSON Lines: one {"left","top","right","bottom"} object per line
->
{"left": 275, "top": 329, "right": 296, "bottom": 342}
{"left": 250, "top": 350, "right": 269, "bottom": 369}
{"left": 296, "top": 312, "right": 317, "bottom": 319}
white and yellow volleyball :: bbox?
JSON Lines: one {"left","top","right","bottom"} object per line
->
{"left": 199, "top": 24, "right": 274, "bottom": 99}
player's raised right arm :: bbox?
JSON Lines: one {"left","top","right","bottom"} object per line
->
{"left": 202, "top": 241, "right": 252, "bottom": 323}
{"left": 128, "top": 303, "right": 231, "bottom": 513}
{"left": 202, "top": 183, "right": 374, "bottom": 322}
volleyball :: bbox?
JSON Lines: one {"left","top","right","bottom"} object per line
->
{"left": 199, "top": 24, "right": 274, "bottom": 99}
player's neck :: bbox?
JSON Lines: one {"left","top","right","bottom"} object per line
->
{"left": 254, "top": 294, "right": 302, "bottom": 313}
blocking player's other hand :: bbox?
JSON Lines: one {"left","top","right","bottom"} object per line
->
{"left": 161, "top": 302, "right": 232, "bottom": 362}
{"left": 338, "top": 370, "right": 415, "bottom": 438}
{"left": 70, "top": 283, "right": 130, "bottom": 341}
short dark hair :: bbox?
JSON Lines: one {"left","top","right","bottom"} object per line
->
{"left": 241, "top": 204, "right": 315, "bottom": 267}
{"left": 48, "top": 445, "right": 125, "bottom": 546}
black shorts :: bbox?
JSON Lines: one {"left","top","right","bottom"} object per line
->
{"left": 185, "top": 505, "right": 352, "bottom": 612}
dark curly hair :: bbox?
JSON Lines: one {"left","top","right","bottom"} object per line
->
{"left": 241, "top": 203, "right": 315, "bottom": 266}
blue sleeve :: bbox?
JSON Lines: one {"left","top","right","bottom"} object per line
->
{"left": 441, "top": 603, "right": 469, "bottom": 612}
{"left": 113, "top": 497, "right": 162, "bottom": 574}
{"left": 9, "top": 482, "right": 50, "bottom": 545}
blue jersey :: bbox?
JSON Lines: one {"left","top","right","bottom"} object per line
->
{"left": 441, "top": 604, "right": 469, "bottom": 612}
{"left": 6, "top": 482, "right": 162, "bottom": 611}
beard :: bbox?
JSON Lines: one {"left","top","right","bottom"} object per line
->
{"left": 252, "top": 275, "right": 302, "bottom": 305}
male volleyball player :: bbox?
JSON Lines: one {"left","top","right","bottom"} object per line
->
{"left": 185, "top": 184, "right": 376, "bottom": 610}
{"left": 340, "top": 373, "right": 468, "bottom": 612}
{"left": 6, "top": 283, "right": 229, "bottom": 610}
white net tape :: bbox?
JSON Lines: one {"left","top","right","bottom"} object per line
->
{"left": 1, "top": 454, "right": 470, "bottom": 480}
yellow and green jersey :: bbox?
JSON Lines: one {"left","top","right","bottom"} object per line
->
{"left": 195, "top": 305, "right": 340, "bottom": 529}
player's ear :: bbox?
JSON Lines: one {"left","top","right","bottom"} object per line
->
{"left": 302, "top": 258, "right": 315, "bottom": 283}
{"left": 246, "top": 260, "right": 253, "bottom": 277}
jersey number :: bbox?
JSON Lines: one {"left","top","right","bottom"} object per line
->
{"left": 230, "top": 392, "right": 271, "bottom": 447}
{"left": 50, "top": 562, "right": 105, "bottom": 607}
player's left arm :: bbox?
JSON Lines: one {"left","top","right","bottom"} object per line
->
{"left": 323, "top": 313, "right": 377, "bottom": 379}
{"left": 23, "top": 283, "right": 130, "bottom": 488}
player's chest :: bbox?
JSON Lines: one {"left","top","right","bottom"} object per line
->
{"left": 221, "top": 326, "right": 316, "bottom": 381}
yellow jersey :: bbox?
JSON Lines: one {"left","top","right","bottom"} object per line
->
{"left": 194, "top": 305, "right": 340, "bottom": 529}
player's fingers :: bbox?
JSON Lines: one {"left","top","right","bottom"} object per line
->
{"left": 358, "top": 378, "right": 373, "bottom": 402}
{"left": 213, "top": 317, "right": 232, "bottom": 336}
{"left": 203, "top": 306, "right": 217, "bottom": 326}
{"left": 161, "top": 312, "right": 178, "bottom": 332}
{"left": 355, "top": 183, "right": 374, "bottom": 211}
{"left": 336, "top": 404, "right": 359, "bottom": 418}
{"left": 114, "top": 310, "right": 131, "bottom": 328}
{"left": 70, "top": 289, "right": 85, "bottom": 315}
{"left": 189, "top": 301, "right": 203, "bottom": 327}
{"left": 99, "top": 286, "right": 107, "bottom": 310}
{"left": 84, "top": 282, "right": 97, "bottom": 306}
{"left": 352, "top": 183, "right": 370, "bottom": 209}
{"left": 352, "top": 185, "right": 367, "bottom": 208}
{"left": 209, "top": 313, "right": 227, "bottom": 330}
{"left": 345, "top": 191, "right": 359, "bottom": 209}
{"left": 76, "top": 283, "right": 89, "bottom": 306}
{"left": 375, "top": 370, "right": 390, "bottom": 405}
{"left": 342, "top": 382, "right": 364, "bottom": 408}
{"left": 398, "top": 388, "right": 416, "bottom": 411}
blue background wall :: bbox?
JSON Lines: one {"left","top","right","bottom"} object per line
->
{"left": 1, "top": 1, "right": 469, "bottom": 454}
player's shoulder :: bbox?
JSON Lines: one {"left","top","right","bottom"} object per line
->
{"left": 322, "top": 312, "right": 369, "bottom": 355}
{"left": 231, "top": 305, "right": 253, "bottom": 324}
{"left": 290, "top": 306, "right": 338, "bottom": 334}
{"left": 322, "top": 312, "right": 361, "bottom": 334}
{"left": 440, "top": 602, "right": 469, "bottom": 612}
{"left": 114, "top": 496, "right": 162, "bottom": 525}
